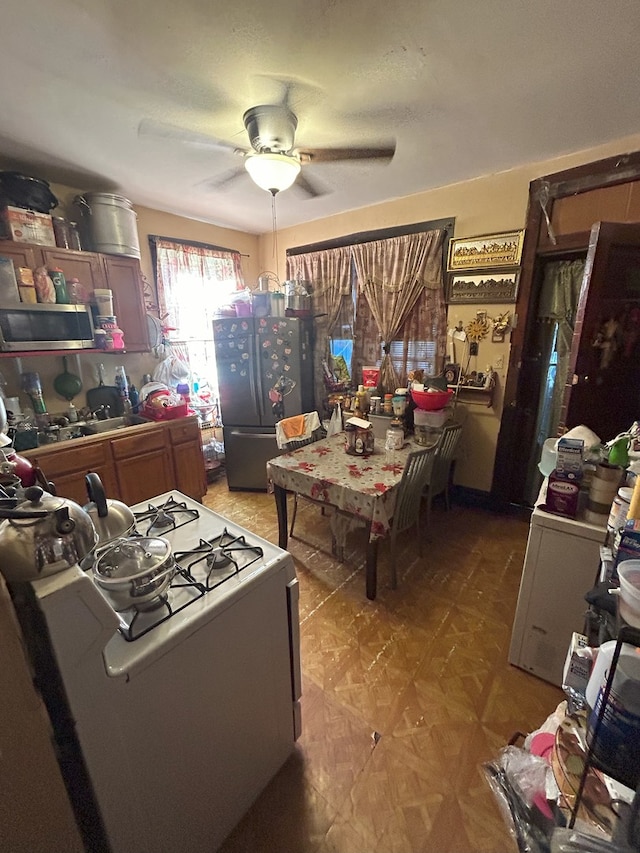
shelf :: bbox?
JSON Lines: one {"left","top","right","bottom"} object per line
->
{"left": 448, "top": 383, "right": 495, "bottom": 408}
{"left": 0, "top": 348, "right": 136, "bottom": 358}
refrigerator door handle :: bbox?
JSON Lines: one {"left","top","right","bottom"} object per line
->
{"left": 255, "top": 332, "right": 266, "bottom": 421}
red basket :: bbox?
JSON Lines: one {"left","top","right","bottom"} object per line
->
{"left": 410, "top": 388, "right": 454, "bottom": 411}
{"left": 142, "top": 401, "right": 189, "bottom": 421}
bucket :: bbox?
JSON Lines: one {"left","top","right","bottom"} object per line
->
{"left": 617, "top": 561, "right": 640, "bottom": 627}
{"left": 234, "top": 301, "right": 252, "bottom": 317}
{"left": 587, "top": 643, "right": 640, "bottom": 788}
{"left": 74, "top": 193, "right": 140, "bottom": 258}
{"left": 94, "top": 288, "right": 114, "bottom": 316}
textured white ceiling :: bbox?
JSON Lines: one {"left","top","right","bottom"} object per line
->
{"left": 2, "top": 0, "right": 640, "bottom": 234}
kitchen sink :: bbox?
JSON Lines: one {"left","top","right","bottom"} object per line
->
{"left": 82, "top": 415, "right": 150, "bottom": 434}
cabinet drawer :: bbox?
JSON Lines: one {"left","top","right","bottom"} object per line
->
{"left": 167, "top": 418, "right": 200, "bottom": 445}
{"left": 29, "top": 441, "right": 111, "bottom": 477}
{"left": 111, "top": 427, "right": 166, "bottom": 460}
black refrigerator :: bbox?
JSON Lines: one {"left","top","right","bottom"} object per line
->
{"left": 213, "top": 315, "right": 315, "bottom": 490}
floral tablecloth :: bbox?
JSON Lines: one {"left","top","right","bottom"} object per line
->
{"left": 267, "top": 433, "right": 414, "bottom": 541}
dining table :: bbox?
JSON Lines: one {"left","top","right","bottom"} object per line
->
{"left": 266, "top": 431, "right": 421, "bottom": 599}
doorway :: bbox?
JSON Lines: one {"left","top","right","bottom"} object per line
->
{"left": 492, "top": 151, "right": 640, "bottom": 508}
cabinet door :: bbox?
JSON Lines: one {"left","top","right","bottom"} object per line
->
{"left": 101, "top": 256, "right": 149, "bottom": 351}
{"left": 167, "top": 418, "right": 206, "bottom": 500}
{"left": 0, "top": 240, "right": 40, "bottom": 271}
{"left": 26, "top": 440, "right": 119, "bottom": 504}
{"left": 115, "top": 450, "right": 174, "bottom": 505}
{"left": 40, "top": 248, "right": 107, "bottom": 296}
{"left": 172, "top": 440, "right": 206, "bottom": 500}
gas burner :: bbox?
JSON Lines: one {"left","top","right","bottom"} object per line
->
{"left": 206, "top": 547, "right": 232, "bottom": 570}
{"left": 133, "top": 496, "right": 199, "bottom": 536}
{"left": 152, "top": 509, "right": 175, "bottom": 529}
{"left": 174, "top": 528, "right": 264, "bottom": 591}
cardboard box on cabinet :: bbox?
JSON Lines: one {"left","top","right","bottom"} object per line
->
{"left": 1, "top": 205, "right": 56, "bottom": 246}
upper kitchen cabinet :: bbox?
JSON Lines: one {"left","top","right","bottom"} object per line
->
{"left": 100, "top": 255, "right": 149, "bottom": 351}
{"left": 0, "top": 239, "right": 149, "bottom": 353}
{"left": 40, "top": 247, "right": 107, "bottom": 291}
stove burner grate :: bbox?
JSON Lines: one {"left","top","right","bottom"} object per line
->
{"left": 117, "top": 565, "right": 206, "bottom": 642}
{"left": 174, "top": 527, "right": 264, "bottom": 591}
{"left": 133, "top": 496, "right": 200, "bottom": 536}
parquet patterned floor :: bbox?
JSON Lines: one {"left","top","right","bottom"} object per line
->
{"left": 204, "top": 478, "right": 563, "bottom": 853}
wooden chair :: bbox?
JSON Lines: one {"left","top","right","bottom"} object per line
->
{"left": 422, "top": 422, "right": 463, "bottom": 535}
{"left": 388, "top": 443, "right": 439, "bottom": 588}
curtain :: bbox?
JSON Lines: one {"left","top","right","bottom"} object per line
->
{"left": 155, "top": 239, "right": 244, "bottom": 335}
{"left": 286, "top": 246, "right": 353, "bottom": 411}
{"left": 154, "top": 239, "right": 244, "bottom": 401}
{"left": 351, "top": 230, "right": 446, "bottom": 393}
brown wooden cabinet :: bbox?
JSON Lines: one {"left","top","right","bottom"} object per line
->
{"left": 24, "top": 417, "right": 207, "bottom": 505}
{"left": 0, "top": 239, "right": 149, "bottom": 353}
{"left": 167, "top": 418, "right": 207, "bottom": 500}
{"left": 27, "top": 439, "right": 118, "bottom": 506}
{"left": 110, "top": 427, "right": 174, "bottom": 505}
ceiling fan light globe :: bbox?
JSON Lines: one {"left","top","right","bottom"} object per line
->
{"left": 245, "top": 153, "right": 301, "bottom": 193}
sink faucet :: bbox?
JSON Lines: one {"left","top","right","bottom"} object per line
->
{"left": 92, "top": 405, "right": 111, "bottom": 421}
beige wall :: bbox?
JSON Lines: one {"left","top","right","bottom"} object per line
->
{"left": 264, "top": 131, "right": 640, "bottom": 491}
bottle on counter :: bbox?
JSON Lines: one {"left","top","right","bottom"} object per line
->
{"left": 355, "top": 384, "right": 369, "bottom": 416}
{"left": 48, "top": 268, "right": 70, "bottom": 304}
{"left": 114, "top": 366, "right": 131, "bottom": 415}
{"left": 127, "top": 378, "right": 139, "bottom": 413}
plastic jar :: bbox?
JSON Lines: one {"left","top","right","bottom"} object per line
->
{"left": 608, "top": 487, "right": 634, "bottom": 536}
{"left": 383, "top": 394, "right": 393, "bottom": 415}
{"left": 385, "top": 420, "right": 404, "bottom": 451}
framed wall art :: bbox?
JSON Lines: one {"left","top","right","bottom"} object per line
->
{"left": 447, "top": 269, "right": 520, "bottom": 304}
{"left": 447, "top": 230, "right": 525, "bottom": 271}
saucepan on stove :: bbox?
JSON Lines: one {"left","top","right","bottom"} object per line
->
{"left": 93, "top": 536, "right": 176, "bottom": 612}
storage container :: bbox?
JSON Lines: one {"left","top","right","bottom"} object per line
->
{"left": 74, "top": 193, "right": 140, "bottom": 258}
{"left": 1, "top": 205, "right": 55, "bottom": 246}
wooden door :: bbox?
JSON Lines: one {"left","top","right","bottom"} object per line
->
{"left": 101, "top": 256, "right": 149, "bottom": 351}
{"left": 560, "top": 221, "right": 640, "bottom": 440}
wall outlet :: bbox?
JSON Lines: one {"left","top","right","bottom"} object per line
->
{"left": 495, "top": 355, "right": 504, "bottom": 369}
{"left": 469, "top": 341, "right": 479, "bottom": 356}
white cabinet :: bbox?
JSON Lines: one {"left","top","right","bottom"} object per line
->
{"left": 508, "top": 487, "right": 606, "bottom": 686}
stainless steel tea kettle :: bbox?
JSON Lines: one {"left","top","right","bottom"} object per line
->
{"left": 0, "top": 486, "right": 97, "bottom": 582}
{"left": 83, "top": 472, "right": 135, "bottom": 548}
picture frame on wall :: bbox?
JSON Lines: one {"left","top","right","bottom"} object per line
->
{"left": 447, "top": 230, "right": 525, "bottom": 271}
{"left": 447, "top": 269, "right": 520, "bottom": 304}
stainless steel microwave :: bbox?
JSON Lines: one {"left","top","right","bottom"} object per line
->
{"left": 0, "top": 303, "right": 95, "bottom": 351}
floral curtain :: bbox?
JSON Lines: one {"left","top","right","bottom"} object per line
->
{"left": 286, "top": 246, "right": 353, "bottom": 410}
{"left": 351, "top": 230, "right": 446, "bottom": 392}
{"left": 155, "top": 239, "right": 244, "bottom": 335}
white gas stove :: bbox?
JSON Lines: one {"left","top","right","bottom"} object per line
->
{"left": 22, "top": 491, "right": 301, "bottom": 853}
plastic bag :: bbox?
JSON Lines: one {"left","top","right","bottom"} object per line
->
{"left": 326, "top": 403, "right": 342, "bottom": 437}
{"left": 482, "top": 746, "right": 555, "bottom": 853}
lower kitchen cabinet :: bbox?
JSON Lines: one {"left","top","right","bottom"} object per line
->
{"left": 111, "top": 427, "right": 174, "bottom": 505}
{"left": 27, "top": 439, "right": 118, "bottom": 506}
{"left": 24, "top": 417, "right": 207, "bottom": 506}
{"left": 167, "top": 419, "right": 207, "bottom": 500}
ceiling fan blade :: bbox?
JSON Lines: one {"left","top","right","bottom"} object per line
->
{"left": 196, "top": 166, "right": 248, "bottom": 193}
{"left": 138, "top": 118, "right": 244, "bottom": 153}
{"left": 297, "top": 145, "right": 396, "bottom": 164}
{"left": 294, "top": 172, "right": 327, "bottom": 198}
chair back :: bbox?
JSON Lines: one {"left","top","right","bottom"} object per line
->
{"left": 392, "top": 444, "right": 438, "bottom": 536}
{"left": 278, "top": 411, "right": 326, "bottom": 451}
{"left": 429, "top": 422, "right": 463, "bottom": 499}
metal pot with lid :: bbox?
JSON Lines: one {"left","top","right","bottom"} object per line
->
{"left": 0, "top": 486, "right": 98, "bottom": 582}
{"left": 93, "top": 537, "right": 176, "bottom": 612}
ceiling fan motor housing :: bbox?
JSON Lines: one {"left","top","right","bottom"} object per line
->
{"left": 243, "top": 105, "right": 298, "bottom": 154}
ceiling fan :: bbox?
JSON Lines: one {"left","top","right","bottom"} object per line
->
{"left": 139, "top": 102, "right": 396, "bottom": 197}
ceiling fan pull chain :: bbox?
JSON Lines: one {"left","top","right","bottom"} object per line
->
{"left": 271, "top": 193, "right": 280, "bottom": 279}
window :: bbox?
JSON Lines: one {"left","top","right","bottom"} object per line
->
{"left": 152, "top": 238, "right": 244, "bottom": 401}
